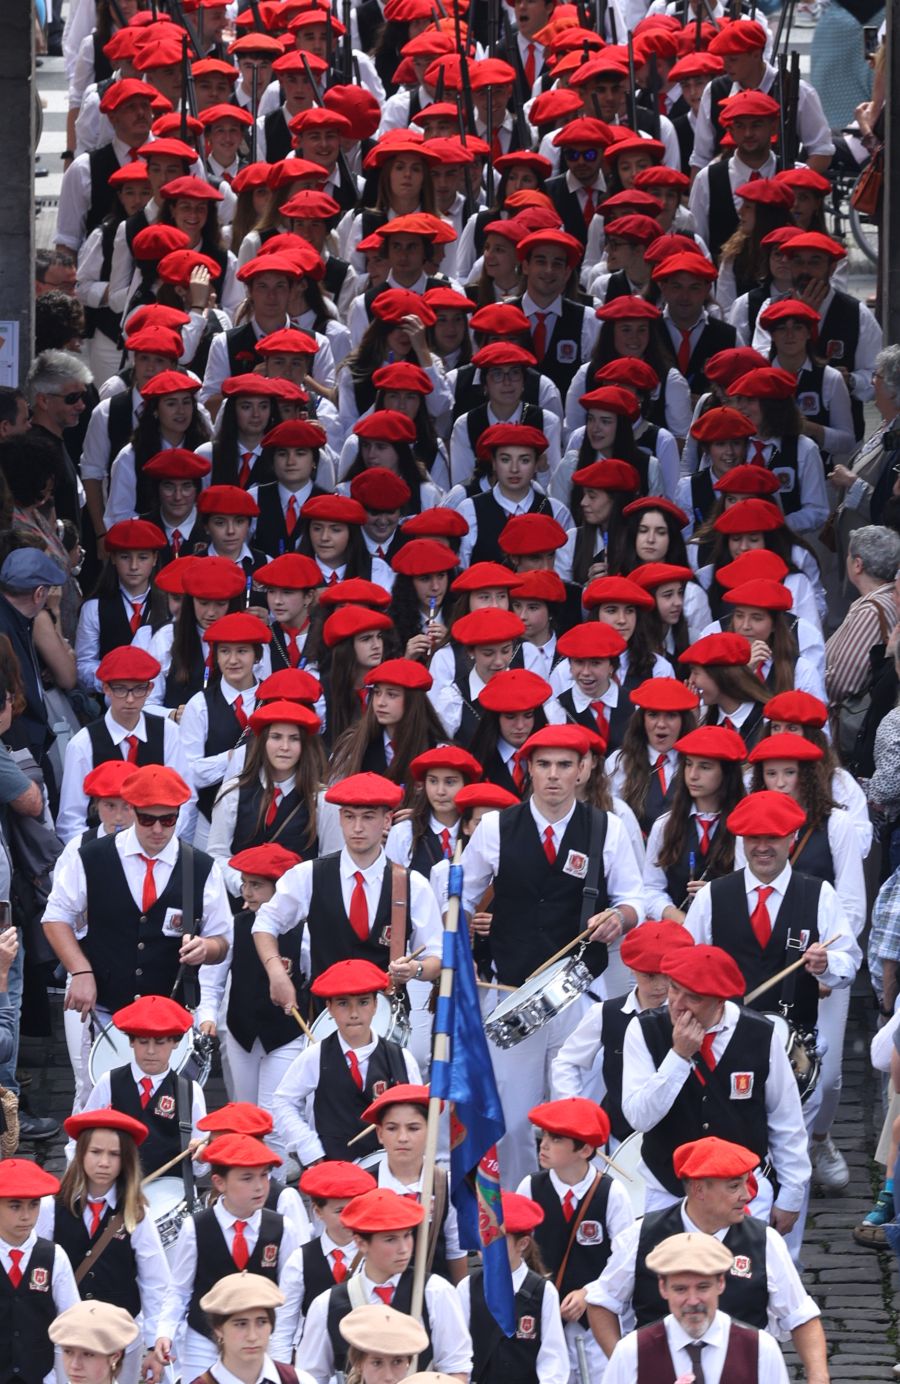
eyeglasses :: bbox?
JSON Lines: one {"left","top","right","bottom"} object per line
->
{"left": 59, "top": 390, "right": 86, "bottom": 405}
{"left": 563, "top": 148, "right": 599, "bottom": 163}
{"left": 107, "top": 682, "right": 151, "bottom": 699}
{"left": 134, "top": 811, "right": 178, "bottom": 828}
{"left": 487, "top": 368, "right": 523, "bottom": 383}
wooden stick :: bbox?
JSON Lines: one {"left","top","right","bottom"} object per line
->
{"left": 526, "top": 926, "right": 594, "bottom": 982}
{"left": 141, "top": 1137, "right": 209, "bottom": 1187}
{"left": 475, "top": 978, "right": 518, "bottom": 993}
{"left": 743, "top": 937, "right": 838, "bottom": 1005}
{"left": 291, "top": 1007, "right": 316, "bottom": 1041}
{"left": 596, "top": 1149, "right": 633, "bottom": 1181}
{"left": 346, "top": 1123, "right": 377, "bottom": 1148}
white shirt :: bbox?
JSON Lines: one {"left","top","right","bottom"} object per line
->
{"left": 457, "top": 1259, "right": 570, "bottom": 1384}
{"left": 385, "top": 815, "right": 459, "bottom": 873}
{"left": 551, "top": 987, "right": 644, "bottom": 1100}
{"left": 0, "top": 1231, "right": 80, "bottom": 1382}
{"left": 521, "top": 289, "right": 600, "bottom": 368}
{"left": 273, "top": 1231, "right": 356, "bottom": 1359}
{"left": 752, "top": 285, "right": 881, "bottom": 407}
{"left": 56, "top": 134, "right": 134, "bottom": 251}
{"left": 688, "top": 150, "right": 777, "bottom": 246}
{"left": 210, "top": 1353, "right": 316, "bottom": 1384}
{"left": 81, "top": 1058, "right": 207, "bottom": 1148}
{"left": 691, "top": 61, "right": 833, "bottom": 169}
{"left": 179, "top": 680, "right": 259, "bottom": 810}
{"left": 604, "top": 1310, "right": 789, "bottom": 1384}
{"left": 518, "top": 1166, "right": 635, "bottom": 1270}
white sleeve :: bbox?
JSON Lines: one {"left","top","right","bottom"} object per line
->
{"left": 294, "top": 1288, "right": 333, "bottom": 1384}
{"left": 603, "top": 815, "right": 645, "bottom": 918}
{"left": 200, "top": 332, "right": 232, "bottom": 407}
{"left": 849, "top": 300, "right": 882, "bottom": 403}
{"left": 787, "top": 437, "right": 829, "bottom": 534}
{"left": 641, "top": 814, "right": 676, "bottom": 920}
{"left": 251, "top": 861, "right": 314, "bottom": 938}
{"left": 550, "top": 1000, "right": 607, "bottom": 1099}
{"left": 55, "top": 727, "right": 94, "bottom": 844}
{"left": 424, "top": 1275, "right": 474, "bottom": 1376}
{"left": 55, "top": 156, "right": 92, "bottom": 252}
{"left": 584, "top": 1220, "right": 642, "bottom": 1314}
{"left": 536, "top": 1279, "right": 571, "bottom": 1384}
{"left": 272, "top": 1046, "right": 327, "bottom": 1165}
{"left": 107, "top": 220, "right": 136, "bottom": 315}
{"left": 408, "top": 871, "right": 444, "bottom": 958}
{"left": 206, "top": 779, "right": 243, "bottom": 895}
{"left": 41, "top": 846, "right": 89, "bottom": 930}
{"left": 620, "top": 1014, "right": 694, "bottom": 1132}
{"left": 156, "top": 1216, "right": 198, "bottom": 1340}
{"left": 104, "top": 446, "right": 138, "bottom": 526}
{"left": 271, "top": 1245, "right": 306, "bottom": 1361}
{"left": 131, "top": 1214, "right": 174, "bottom": 1346}
{"left": 459, "top": 813, "right": 502, "bottom": 917}
{"left": 75, "top": 228, "right": 110, "bottom": 310}
{"left": 663, "top": 369, "right": 693, "bottom": 439}
{"left": 762, "top": 1226, "right": 820, "bottom": 1334}
{"left": 50, "top": 1245, "right": 82, "bottom": 1317}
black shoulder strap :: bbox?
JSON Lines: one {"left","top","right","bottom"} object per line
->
{"left": 177, "top": 1072, "right": 195, "bottom": 1212}
{"left": 579, "top": 807, "right": 608, "bottom": 932}
{"left": 179, "top": 842, "right": 199, "bottom": 1009}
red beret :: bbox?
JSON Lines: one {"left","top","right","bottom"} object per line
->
{"left": 652, "top": 252, "right": 718, "bottom": 283}
{"left": 370, "top": 289, "right": 437, "bottom": 328}
{"left": 469, "top": 303, "right": 532, "bottom": 336}
{"left": 498, "top": 514, "right": 567, "bottom": 556}
{"left": 528, "top": 1097, "right": 611, "bottom": 1147}
{"left": 300, "top": 1161, "right": 378, "bottom": 1200}
{"left": 712, "top": 499, "right": 785, "bottom": 534}
{"left": 469, "top": 56, "right": 517, "bottom": 87}
{"left": 764, "top": 690, "right": 828, "bottom": 728}
{"left": 322, "top": 605, "right": 393, "bottom": 648}
{"left": 622, "top": 496, "right": 689, "bottom": 527}
{"left": 140, "top": 370, "right": 200, "bottom": 398}
{"left": 362, "top": 1083, "right": 431, "bottom": 1124}
{"left": 378, "top": 213, "right": 456, "bottom": 246}
{"left": 630, "top": 562, "right": 695, "bottom": 591}
{"left": 198, "top": 1103, "right": 273, "bottom": 1136}
{"left": 301, "top": 494, "right": 367, "bottom": 525}
{"left": 734, "top": 179, "right": 794, "bottom": 210}
{"left": 726, "top": 789, "right": 807, "bottom": 837}
{"left": 96, "top": 646, "right": 161, "bottom": 683}
{"left": 665, "top": 943, "right": 745, "bottom": 997}
{"left": 155, "top": 557, "right": 197, "bottom": 595}
{"left": 158, "top": 248, "right": 223, "bottom": 285}
{"left": 0, "top": 1160, "right": 60, "bottom": 1198}
{"left": 478, "top": 668, "right": 553, "bottom": 714}
{"left": 199, "top": 104, "right": 251, "bottom": 130}
{"left": 180, "top": 556, "right": 247, "bottom": 600}
{"left": 605, "top": 214, "right": 662, "bottom": 247}
{"left": 454, "top": 782, "right": 519, "bottom": 811}
{"left": 141, "top": 449, "right": 210, "bottom": 481}
{"left": 775, "top": 166, "right": 831, "bottom": 193}
{"left": 594, "top": 359, "right": 660, "bottom": 394}
{"left": 571, "top": 459, "right": 640, "bottom": 492}
{"left": 717, "top": 550, "right": 788, "bottom": 587}
{"left": 633, "top": 166, "right": 691, "bottom": 192}
{"left": 529, "top": 88, "right": 584, "bottom": 126}
{"left": 401, "top": 509, "right": 469, "bottom": 540}
{"left": 64, "top": 1109, "right": 148, "bottom": 1146}
{"left": 552, "top": 116, "right": 616, "bottom": 148}
{"left": 104, "top": 519, "right": 167, "bottom": 552}
{"left": 410, "top": 746, "right": 482, "bottom": 782}
{"left": 391, "top": 539, "right": 458, "bottom": 577}
{"left": 317, "top": 579, "right": 392, "bottom": 610}
{"left": 500, "top": 1192, "right": 544, "bottom": 1235}
{"left": 476, "top": 424, "right": 548, "bottom": 462}
{"left": 221, "top": 375, "right": 289, "bottom": 400}
{"left": 761, "top": 225, "right": 806, "bottom": 251}
{"left": 204, "top": 613, "right": 272, "bottom": 645}
{"left": 159, "top": 175, "right": 224, "bottom": 203}
{"left": 578, "top": 386, "right": 642, "bottom": 422}
{"left": 690, "top": 407, "right": 756, "bottom": 444}
{"left": 340, "top": 1187, "right": 425, "bottom": 1232}
{"left": 135, "top": 136, "right": 197, "bottom": 163}
{"left": 423, "top": 286, "right": 477, "bottom": 313}
{"left": 236, "top": 253, "right": 302, "bottom": 284}
{"left": 451, "top": 609, "right": 524, "bottom": 646}
{"left": 255, "top": 554, "right": 323, "bottom": 590}
{"left": 748, "top": 731, "right": 823, "bottom": 764}
{"left": 262, "top": 422, "right": 327, "bottom": 454}
{"left": 124, "top": 325, "right": 182, "bottom": 357}
{"left": 451, "top": 561, "right": 519, "bottom": 593}
{"left": 370, "top": 359, "right": 433, "bottom": 397}
{"left": 673, "top": 726, "right": 748, "bottom": 760}
{"left": 204, "top": 1134, "right": 282, "bottom": 1169}
{"left": 726, "top": 366, "right": 797, "bottom": 400}
{"left": 121, "top": 765, "right": 191, "bottom": 809}
{"left": 323, "top": 84, "right": 381, "bottom": 140}
{"left": 557, "top": 622, "right": 627, "bottom": 660}
{"left": 83, "top": 758, "right": 139, "bottom": 800}
{"left": 604, "top": 135, "right": 666, "bottom": 164}
{"left": 494, "top": 151, "right": 553, "bottom": 177}
{"left": 123, "top": 305, "right": 190, "bottom": 334}
{"left": 595, "top": 296, "right": 661, "bottom": 322}
{"left": 256, "top": 329, "right": 320, "bottom": 359}
{"left": 673, "top": 1136, "right": 760, "bottom": 1181}
{"left": 758, "top": 298, "right": 820, "bottom": 331}
{"left": 704, "top": 348, "right": 769, "bottom": 387}
{"left": 620, "top": 921, "right": 695, "bottom": 974}
{"left": 228, "top": 843, "right": 303, "bottom": 880}
{"left": 629, "top": 677, "right": 699, "bottom": 712}
{"left": 279, "top": 190, "right": 342, "bottom": 224}
{"left": 521, "top": 724, "right": 591, "bottom": 758}
{"left": 248, "top": 699, "right": 320, "bottom": 735}
{"left": 353, "top": 411, "right": 417, "bottom": 445}
{"left": 131, "top": 226, "right": 191, "bottom": 267}
{"left": 271, "top": 48, "right": 329, "bottom": 73}
{"left": 719, "top": 89, "right": 780, "bottom": 122}
{"left": 722, "top": 578, "right": 793, "bottom": 613}
{"left": 667, "top": 51, "right": 723, "bottom": 80}
{"left": 289, "top": 106, "right": 352, "bottom": 138}
{"left": 364, "top": 657, "right": 433, "bottom": 691}
{"left": 647, "top": 234, "right": 703, "bottom": 268}
{"left": 598, "top": 189, "right": 664, "bottom": 219}
{"left": 583, "top": 575, "right": 655, "bottom": 610}
{"left": 708, "top": 18, "right": 768, "bottom": 53}
{"left": 509, "top": 569, "right": 567, "bottom": 604}
{"left": 312, "top": 957, "right": 392, "bottom": 998}
{"left": 113, "top": 994, "right": 193, "bottom": 1037}
{"left": 471, "top": 343, "right": 537, "bottom": 372}
{"left": 99, "top": 77, "right": 154, "bottom": 114}
{"left": 517, "top": 229, "right": 583, "bottom": 268}
{"left": 324, "top": 772, "right": 403, "bottom": 809}
{"left": 256, "top": 669, "right": 323, "bottom": 704}
{"left": 350, "top": 467, "right": 412, "bottom": 513}
{"left": 679, "top": 632, "right": 751, "bottom": 667}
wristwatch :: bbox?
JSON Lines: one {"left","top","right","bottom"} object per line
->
{"left": 414, "top": 962, "right": 424, "bottom": 980}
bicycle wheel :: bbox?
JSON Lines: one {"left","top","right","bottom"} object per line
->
{"left": 848, "top": 171, "right": 879, "bottom": 265}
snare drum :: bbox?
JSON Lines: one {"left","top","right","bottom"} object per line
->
{"left": 309, "top": 993, "right": 411, "bottom": 1047}
{"left": 144, "top": 1177, "right": 189, "bottom": 1248}
{"left": 484, "top": 955, "right": 593, "bottom": 1050}
{"left": 605, "top": 1131, "right": 645, "bottom": 1217}
{"left": 764, "top": 1012, "right": 820, "bottom": 1103}
{"left": 88, "top": 1024, "right": 213, "bottom": 1088}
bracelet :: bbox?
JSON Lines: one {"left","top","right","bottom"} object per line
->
{"left": 263, "top": 955, "right": 284, "bottom": 967}
{"left": 70, "top": 969, "right": 93, "bottom": 976}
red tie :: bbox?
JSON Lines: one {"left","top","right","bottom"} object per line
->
{"left": 233, "top": 697, "right": 249, "bottom": 731}
{"left": 285, "top": 494, "right": 299, "bottom": 537}
{"left": 7, "top": 1251, "right": 23, "bottom": 1289}
{"left": 331, "top": 1248, "right": 347, "bottom": 1282}
{"left": 583, "top": 189, "right": 595, "bottom": 227}
{"left": 373, "top": 1284, "right": 394, "bottom": 1305}
{"left": 139, "top": 1076, "right": 153, "bottom": 1109}
{"left": 137, "top": 856, "right": 157, "bottom": 912}
{"left": 328, "top": 571, "right": 340, "bottom": 585}
{"left": 238, "top": 451, "right": 254, "bottom": 487}
{"left": 696, "top": 814, "right": 718, "bottom": 855}
{"left": 748, "top": 169, "right": 762, "bottom": 181}
{"left": 440, "top": 828, "right": 451, "bottom": 858}
{"left": 491, "top": 130, "right": 503, "bottom": 160}
{"left": 562, "top": 1189, "right": 576, "bottom": 1222}
{"left": 125, "top": 735, "right": 139, "bottom": 764}
{"left": 129, "top": 600, "right": 143, "bottom": 635}
{"left": 511, "top": 750, "right": 526, "bottom": 792}
{"left": 524, "top": 41, "right": 536, "bottom": 87}
{"left": 751, "top": 438, "right": 767, "bottom": 465}
{"left": 283, "top": 626, "right": 302, "bottom": 667}
{"left": 532, "top": 311, "right": 548, "bottom": 360}
{"left": 232, "top": 1220, "right": 249, "bottom": 1270}
{"left": 347, "top": 1050, "right": 363, "bottom": 1090}
{"left": 349, "top": 870, "right": 369, "bottom": 940}
{"left": 654, "top": 754, "right": 668, "bottom": 795}
{"left": 699, "top": 1031, "right": 717, "bottom": 1070}
{"left": 542, "top": 825, "right": 556, "bottom": 864}
{"left": 658, "top": 90, "right": 668, "bottom": 116}
{"left": 172, "top": 528, "right": 183, "bottom": 556}
{"left": 721, "top": 716, "right": 735, "bottom": 731}
{"left": 677, "top": 329, "right": 692, "bottom": 375}
{"left": 87, "top": 1200, "right": 106, "bottom": 1236}
{"left": 266, "top": 787, "right": 283, "bottom": 827}
{"left": 750, "top": 884, "right": 774, "bottom": 948}
{"left": 591, "top": 701, "right": 609, "bottom": 751}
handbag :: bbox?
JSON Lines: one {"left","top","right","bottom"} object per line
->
{"left": 832, "top": 598, "right": 892, "bottom": 765}
{"left": 851, "top": 147, "right": 884, "bottom": 218}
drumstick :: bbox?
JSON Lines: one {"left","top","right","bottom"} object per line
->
{"left": 475, "top": 979, "right": 519, "bottom": 993}
{"left": 141, "top": 1137, "right": 210, "bottom": 1187}
{"left": 291, "top": 1007, "right": 316, "bottom": 1041}
{"left": 743, "top": 937, "right": 839, "bottom": 1005}
{"left": 526, "top": 927, "right": 595, "bottom": 982}
{"left": 91, "top": 1010, "right": 118, "bottom": 1051}
{"left": 396, "top": 944, "right": 427, "bottom": 966}
{"left": 346, "top": 1124, "right": 376, "bottom": 1148}
{"left": 595, "top": 1149, "right": 633, "bottom": 1181}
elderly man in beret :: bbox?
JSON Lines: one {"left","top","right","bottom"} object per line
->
{"left": 604, "top": 1231, "right": 789, "bottom": 1384}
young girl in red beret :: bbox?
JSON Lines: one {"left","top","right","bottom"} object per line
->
{"left": 607, "top": 678, "right": 699, "bottom": 838}
{"left": 75, "top": 519, "right": 170, "bottom": 695}
{"left": 328, "top": 659, "right": 445, "bottom": 799}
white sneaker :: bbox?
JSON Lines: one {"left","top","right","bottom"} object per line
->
{"left": 810, "top": 1135, "right": 849, "bottom": 1190}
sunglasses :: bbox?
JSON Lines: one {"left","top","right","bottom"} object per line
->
{"left": 134, "top": 811, "right": 178, "bottom": 828}
{"left": 59, "top": 390, "right": 86, "bottom": 405}
{"left": 563, "top": 148, "right": 599, "bottom": 163}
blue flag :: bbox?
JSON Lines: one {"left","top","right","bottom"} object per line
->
{"left": 430, "top": 864, "right": 516, "bottom": 1337}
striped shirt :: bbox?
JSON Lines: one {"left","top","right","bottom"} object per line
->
{"left": 825, "top": 584, "right": 897, "bottom": 702}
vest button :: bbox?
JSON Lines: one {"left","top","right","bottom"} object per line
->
{"left": 137, "top": 942, "right": 145, "bottom": 951}
{"left": 702, "top": 1122, "right": 710, "bottom": 1131}
{"left": 140, "top": 915, "right": 147, "bottom": 924}
{"left": 135, "top": 969, "right": 143, "bottom": 977}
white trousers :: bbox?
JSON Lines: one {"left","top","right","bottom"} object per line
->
{"left": 87, "top": 329, "right": 124, "bottom": 390}
{"left": 812, "top": 986, "right": 851, "bottom": 1137}
{"left": 224, "top": 1034, "right": 306, "bottom": 1162}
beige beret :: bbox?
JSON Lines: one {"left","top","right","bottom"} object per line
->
{"left": 339, "top": 1304, "right": 430, "bottom": 1354}
{"left": 405, "top": 1374, "right": 465, "bottom": 1384}
{"left": 199, "top": 1271, "right": 286, "bottom": 1315}
{"left": 644, "top": 1231, "right": 734, "bottom": 1277}
{"left": 49, "top": 1302, "right": 140, "bottom": 1354}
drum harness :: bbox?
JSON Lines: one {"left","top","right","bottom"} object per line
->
{"left": 175, "top": 843, "right": 200, "bottom": 1215}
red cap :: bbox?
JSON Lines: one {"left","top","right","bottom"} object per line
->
{"left": 704, "top": 347, "right": 769, "bottom": 387}
{"left": 594, "top": 358, "right": 660, "bottom": 392}
{"left": 236, "top": 254, "right": 302, "bottom": 283}
{"left": 401, "top": 509, "right": 469, "bottom": 540}
{"left": 64, "top": 1109, "right": 148, "bottom": 1146}
{"left": 255, "top": 554, "right": 323, "bottom": 590}
{"left": 256, "top": 328, "right": 320, "bottom": 358}
{"left": 371, "top": 362, "right": 434, "bottom": 395}
{"left": 748, "top": 731, "right": 823, "bottom": 763}
{"left": 324, "top": 772, "right": 403, "bottom": 809}
{"left": 197, "top": 1103, "right": 273, "bottom": 1136}
{"left": 340, "top": 1187, "right": 425, "bottom": 1232}
{"left": 690, "top": 407, "right": 756, "bottom": 444}
{"left": 221, "top": 375, "right": 290, "bottom": 399}
{"left": 571, "top": 459, "right": 640, "bottom": 492}
{"left": 471, "top": 342, "right": 536, "bottom": 372}
{"left": 352, "top": 410, "right": 417, "bottom": 445}
{"left": 311, "top": 959, "right": 391, "bottom": 998}
{"left": 83, "top": 759, "right": 139, "bottom": 800}
{"left": 228, "top": 844, "right": 303, "bottom": 880}
{"left": 409, "top": 746, "right": 482, "bottom": 782}
{"left": 121, "top": 765, "right": 191, "bottom": 809}
{"left": 204, "top": 1134, "right": 282, "bottom": 1169}
{"left": 583, "top": 575, "right": 655, "bottom": 610}
{"left": 350, "top": 468, "right": 412, "bottom": 513}
{"left": 300, "top": 1161, "right": 378, "bottom": 1200}
{"left": 498, "top": 513, "right": 567, "bottom": 556}
{"left": 132, "top": 225, "right": 191, "bottom": 263}
{"left": 112, "top": 994, "right": 193, "bottom": 1037}
{"left": 774, "top": 166, "right": 831, "bottom": 194}
{"left": 262, "top": 420, "right": 327, "bottom": 451}
{"left": 469, "top": 303, "right": 531, "bottom": 337}
{"left": 517, "top": 229, "right": 583, "bottom": 268}
{"left": 478, "top": 668, "right": 553, "bottom": 714}
{"left": 96, "top": 646, "right": 161, "bottom": 684}
{"left": 708, "top": 18, "right": 768, "bottom": 53}
{"left": 451, "top": 609, "right": 524, "bottom": 646}
{"left": 181, "top": 556, "right": 247, "bottom": 600}
{"left": 652, "top": 252, "right": 718, "bottom": 283}
{"left": 629, "top": 677, "right": 699, "bottom": 712}
{"left": 257, "top": 669, "right": 322, "bottom": 704}
{"left": 123, "top": 304, "right": 190, "bottom": 334}
{"left": 301, "top": 494, "right": 367, "bottom": 525}
{"left": 758, "top": 298, "right": 820, "bottom": 331}
{"left": 726, "top": 789, "right": 807, "bottom": 837}
{"left": 370, "top": 289, "right": 437, "bottom": 328}
{"left": 0, "top": 1161, "right": 60, "bottom": 1198}
{"left": 735, "top": 178, "right": 794, "bottom": 209}
{"left": 528, "top": 1097, "right": 610, "bottom": 1148}
{"left": 726, "top": 366, "right": 797, "bottom": 400}
{"left": 605, "top": 135, "right": 666, "bottom": 164}
{"left": 476, "top": 423, "right": 548, "bottom": 462}
{"left": 198, "top": 104, "right": 251, "bottom": 129}
{"left": 362, "top": 1083, "right": 431, "bottom": 1124}
{"left": 451, "top": 562, "right": 520, "bottom": 593}
{"left": 664, "top": 944, "right": 745, "bottom": 997}
{"left": 605, "top": 214, "right": 662, "bottom": 247}
{"left": 391, "top": 539, "right": 458, "bottom": 578}
{"left": 109, "top": 160, "right": 151, "bottom": 188}
{"left": 454, "top": 782, "right": 519, "bottom": 812}
{"left": 500, "top": 1192, "right": 545, "bottom": 1234}
{"left": 124, "top": 325, "right": 182, "bottom": 358}
{"left": 529, "top": 88, "right": 584, "bottom": 126}
{"left": 159, "top": 175, "right": 223, "bottom": 203}
{"left": 719, "top": 89, "right": 780, "bottom": 121}
{"left": 364, "top": 658, "right": 433, "bottom": 691}
{"left": 99, "top": 77, "right": 155, "bottom": 114}
{"left": 722, "top": 579, "right": 793, "bottom": 613}
{"left": 595, "top": 295, "right": 661, "bottom": 322}
{"left": 633, "top": 165, "right": 691, "bottom": 192}
{"left": 248, "top": 700, "right": 321, "bottom": 735}
{"left": 323, "top": 84, "right": 381, "bottom": 141}
{"left": 157, "top": 249, "right": 222, "bottom": 285}
{"left": 317, "top": 579, "right": 392, "bottom": 610}
{"left": 557, "top": 622, "right": 627, "bottom": 660}
{"left": 280, "top": 189, "right": 342, "bottom": 222}
{"left": 673, "top": 726, "right": 748, "bottom": 761}
{"left": 630, "top": 562, "right": 694, "bottom": 591}
{"left": 578, "top": 386, "right": 642, "bottom": 422}
{"left": 197, "top": 485, "right": 260, "bottom": 520}
{"left": 104, "top": 518, "right": 167, "bottom": 552}
{"left": 322, "top": 605, "right": 393, "bottom": 648}
{"left": 763, "top": 690, "right": 828, "bottom": 728}
{"left": 673, "top": 1137, "right": 760, "bottom": 1181}
{"left": 136, "top": 137, "right": 198, "bottom": 163}
{"left": 551, "top": 116, "right": 616, "bottom": 148}
{"left": 508, "top": 569, "right": 567, "bottom": 604}
{"left": 621, "top": 921, "right": 695, "bottom": 974}
{"left": 717, "top": 549, "right": 788, "bottom": 587}
{"left": 712, "top": 498, "right": 785, "bottom": 534}
{"left": 622, "top": 496, "right": 689, "bottom": 527}
{"left": 520, "top": 724, "right": 591, "bottom": 758}
{"left": 679, "top": 632, "right": 751, "bottom": 668}
{"left": 139, "top": 370, "right": 200, "bottom": 398}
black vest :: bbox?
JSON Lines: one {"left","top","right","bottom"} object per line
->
{"left": 326, "top": 1269, "right": 433, "bottom": 1375}
{"left": 301, "top": 1237, "right": 340, "bottom": 1316}
{"left": 452, "top": 671, "right": 485, "bottom": 750}
{"left": 527, "top": 297, "right": 586, "bottom": 397}
{"left": 0, "top": 1238, "right": 57, "bottom": 1384}
{"left": 197, "top": 684, "right": 251, "bottom": 820}
{"left": 709, "top": 868, "right": 824, "bottom": 1030}
{"left": 187, "top": 1209, "right": 283, "bottom": 1335}
{"left": 314, "top": 1031, "right": 408, "bottom": 1159}
{"left": 663, "top": 816, "right": 722, "bottom": 918}
{"left": 87, "top": 144, "right": 121, "bottom": 236}
{"left": 795, "top": 360, "right": 830, "bottom": 441}
{"left": 408, "top": 825, "right": 447, "bottom": 879}
{"left": 491, "top": 802, "right": 608, "bottom": 985}
{"left": 96, "top": 589, "right": 152, "bottom": 656}
{"left": 109, "top": 1065, "right": 187, "bottom": 1177}
{"left": 471, "top": 1267, "right": 545, "bottom": 1384}
{"left": 227, "top": 907, "right": 307, "bottom": 1054}
{"left": 452, "top": 364, "right": 542, "bottom": 423}
{"left": 84, "top": 218, "right": 122, "bottom": 342}
{"left": 323, "top": 256, "right": 353, "bottom": 304}
{"left": 544, "top": 175, "right": 594, "bottom": 246}
{"left": 224, "top": 320, "right": 264, "bottom": 377}
{"left": 638, "top": 1006, "right": 772, "bottom": 1195}
{"left": 602, "top": 269, "right": 638, "bottom": 304}
{"left": 791, "top": 819, "right": 835, "bottom": 887}
{"left": 80, "top": 833, "right": 213, "bottom": 1011}
{"left": 557, "top": 689, "right": 632, "bottom": 756}
{"left": 746, "top": 282, "right": 771, "bottom": 338}
{"left": 818, "top": 290, "right": 864, "bottom": 439}
{"left": 52, "top": 1199, "right": 140, "bottom": 1315}
{"left": 85, "top": 712, "right": 164, "bottom": 771}
{"left": 529, "top": 1170, "right": 613, "bottom": 1299}
{"left": 469, "top": 485, "right": 553, "bottom": 566}
{"left": 264, "top": 108, "right": 294, "bottom": 164}
{"left": 706, "top": 158, "right": 739, "bottom": 266}
{"left": 305, "top": 853, "right": 412, "bottom": 983}
{"left": 688, "top": 468, "right": 716, "bottom": 529}
{"left": 254, "top": 481, "right": 306, "bottom": 557}
{"left": 683, "top": 318, "right": 739, "bottom": 396}
{"left": 163, "top": 642, "right": 207, "bottom": 709}
{"left": 232, "top": 779, "right": 313, "bottom": 858}
{"left": 600, "top": 993, "right": 637, "bottom": 1142}
{"left": 634, "top": 1201, "right": 769, "bottom": 1329}
{"left": 107, "top": 389, "right": 136, "bottom": 464}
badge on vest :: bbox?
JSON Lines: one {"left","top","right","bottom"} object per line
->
{"left": 771, "top": 467, "right": 796, "bottom": 494}
{"left": 155, "top": 1094, "right": 176, "bottom": 1119}
{"left": 798, "top": 392, "right": 821, "bottom": 416}
{"left": 29, "top": 1267, "right": 49, "bottom": 1292}
{"left": 730, "top": 1072, "right": 754, "bottom": 1099}
{"left": 372, "top": 1080, "right": 388, "bottom": 1097}
{"left": 161, "top": 908, "right": 185, "bottom": 939}
{"left": 556, "top": 340, "right": 578, "bottom": 364}
{"left": 731, "top": 1254, "right": 752, "bottom": 1278}
{"left": 378, "top": 924, "right": 392, "bottom": 947}
{"left": 516, "top": 1314, "right": 537, "bottom": 1340}
{"left": 576, "top": 1219, "right": 603, "bottom": 1246}
{"left": 261, "top": 1243, "right": 278, "bottom": 1269}
{"left": 825, "top": 339, "right": 845, "bottom": 362}
{"left": 562, "top": 850, "right": 589, "bottom": 880}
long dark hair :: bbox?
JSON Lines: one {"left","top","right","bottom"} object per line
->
{"left": 749, "top": 756, "right": 837, "bottom": 830}
{"left": 585, "top": 318, "right": 676, "bottom": 389}
{"left": 616, "top": 706, "right": 696, "bottom": 825}
{"left": 211, "top": 394, "right": 278, "bottom": 487}
{"left": 88, "top": 554, "right": 170, "bottom": 634}
{"left": 655, "top": 758, "right": 747, "bottom": 875}
{"left": 720, "top": 202, "right": 792, "bottom": 290}
{"left": 168, "top": 592, "right": 244, "bottom": 688}
{"left": 158, "top": 197, "right": 226, "bottom": 259}
{"left": 388, "top": 571, "right": 454, "bottom": 660}
{"left": 297, "top": 516, "right": 366, "bottom": 578}
{"left": 342, "top": 437, "right": 430, "bottom": 509}
{"left": 467, "top": 704, "right": 548, "bottom": 772}
{"left": 611, "top": 505, "right": 691, "bottom": 575}
{"left": 131, "top": 397, "right": 210, "bottom": 470}
{"left": 221, "top": 721, "right": 325, "bottom": 851}
{"left": 328, "top": 687, "right": 445, "bottom": 803}
{"left": 698, "top": 661, "right": 771, "bottom": 715}
{"left": 570, "top": 489, "right": 634, "bottom": 586}
{"left": 343, "top": 318, "right": 414, "bottom": 386}
{"left": 646, "top": 592, "right": 692, "bottom": 669}
{"left": 614, "top": 608, "right": 661, "bottom": 684}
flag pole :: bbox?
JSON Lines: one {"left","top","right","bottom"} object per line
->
{"left": 410, "top": 841, "right": 464, "bottom": 1324}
